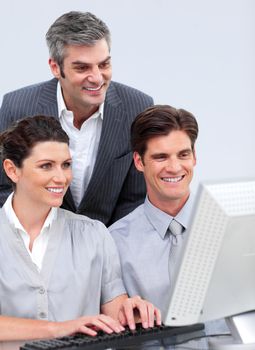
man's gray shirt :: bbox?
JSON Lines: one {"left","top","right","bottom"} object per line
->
{"left": 109, "top": 195, "right": 194, "bottom": 319}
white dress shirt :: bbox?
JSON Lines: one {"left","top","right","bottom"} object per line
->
{"left": 57, "top": 83, "right": 104, "bottom": 208}
{"left": 3, "top": 193, "right": 57, "bottom": 271}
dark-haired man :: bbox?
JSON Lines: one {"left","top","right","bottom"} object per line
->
{"left": 0, "top": 11, "right": 152, "bottom": 226}
{"left": 110, "top": 105, "right": 228, "bottom": 347}
{"left": 109, "top": 104, "right": 198, "bottom": 317}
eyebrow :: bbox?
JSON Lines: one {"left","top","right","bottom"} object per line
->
{"left": 179, "top": 148, "right": 193, "bottom": 153}
{"left": 71, "top": 56, "right": 111, "bottom": 66}
{"left": 150, "top": 148, "right": 193, "bottom": 158}
{"left": 36, "top": 158, "right": 72, "bottom": 163}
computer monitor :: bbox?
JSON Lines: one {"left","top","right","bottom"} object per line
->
{"left": 164, "top": 179, "right": 255, "bottom": 347}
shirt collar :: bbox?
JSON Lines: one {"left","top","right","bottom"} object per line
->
{"left": 57, "top": 81, "right": 104, "bottom": 121}
{"left": 144, "top": 196, "right": 173, "bottom": 239}
{"left": 174, "top": 192, "right": 195, "bottom": 230}
{"left": 144, "top": 193, "right": 195, "bottom": 240}
{"left": 3, "top": 192, "right": 57, "bottom": 232}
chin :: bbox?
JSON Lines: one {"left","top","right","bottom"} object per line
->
{"left": 48, "top": 199, "right": 63, "bottom": 208}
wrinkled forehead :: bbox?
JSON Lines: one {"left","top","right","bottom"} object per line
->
{"left": 62, "top": 39, "right": 110, "bottom": 62}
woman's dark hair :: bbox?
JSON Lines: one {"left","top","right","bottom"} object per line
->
{"left": 0, "top": 115, "right": 69, "bottom": 167}
{"left": 131, "top": 105, "right": 199, "bottom": 159}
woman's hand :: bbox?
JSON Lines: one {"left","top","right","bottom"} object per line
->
{"left": 52, "top": 314, "right": 125, "bottom": 338}
{"left": 0, "top": 314, "right": 124, "bottom": 342}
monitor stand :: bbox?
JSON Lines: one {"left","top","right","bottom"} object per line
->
{"left": 208, "top": 311, "right": 255, "bottom": 349}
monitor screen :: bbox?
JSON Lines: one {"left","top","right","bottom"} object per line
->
{"left": 164, "top": 179, "right": 255, "bottom": 327}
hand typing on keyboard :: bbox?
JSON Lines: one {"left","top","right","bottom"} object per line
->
{"left": 118, "top": 295, "right": 162, "bottom": 330}
{"left": 51, "top": 314, "right": 126, "bottom": 338}
{"left": 49, "top": 295, "right": 161, "bottom": 338}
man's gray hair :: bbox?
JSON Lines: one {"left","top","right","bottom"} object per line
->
{"left": 46, "top": 11, "right": 111, "bottom": 67}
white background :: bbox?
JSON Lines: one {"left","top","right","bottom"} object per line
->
{"left": 1, "top": 0, "right": 254, "bottom": 191}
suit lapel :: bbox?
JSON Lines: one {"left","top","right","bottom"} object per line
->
{"left": 37, "top": 78, "right": 59, "bottom": 117}
{"left": 78, "top": 83, "right": 125, "bottom": 208}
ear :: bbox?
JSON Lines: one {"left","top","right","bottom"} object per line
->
{"left": 133, "top": 152, "right": 144, "bottom": 173}
{"left": 3, "top": 159, "right": 21, "bottom": 184}
{"left": 48, "top": 58, "right": 61, "bottom": 79}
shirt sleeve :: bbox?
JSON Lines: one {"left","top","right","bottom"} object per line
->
{"left": 99, "top": 223, "right": 127, "bottom": 304}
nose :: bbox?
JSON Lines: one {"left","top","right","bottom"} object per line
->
{"left": 165, "top": 158, "right": 182, "bottom": 173}
{"left": 87, "top": 66, "right": 103, "bottom": 84}
{"left": 52, "top": 168, "right": 67, "bottom": 184}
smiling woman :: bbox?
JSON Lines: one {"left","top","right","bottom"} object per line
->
{"left": 10, "top": 141, "right": 72, "bottom": 211}
{"left": 1, "top": 117, "right": 72, "bottom": 219}
{"left": 0, "top": 115, "right": 161, "bottom": 341}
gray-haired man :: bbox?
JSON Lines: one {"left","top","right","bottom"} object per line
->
{"left": 0, "top": 11, "right": 152, "bottom": 226}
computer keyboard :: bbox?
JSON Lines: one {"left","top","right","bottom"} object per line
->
{"left": 20, "top": 323, "right": 204, "bottom": 350}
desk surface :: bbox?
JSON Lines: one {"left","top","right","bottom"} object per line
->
{"left": 0, "top": 338, "right": 234, "bottom": 350}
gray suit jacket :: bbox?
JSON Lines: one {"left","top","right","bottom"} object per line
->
{"left": 0, "top": 78, "right": 153, "bottom": 226}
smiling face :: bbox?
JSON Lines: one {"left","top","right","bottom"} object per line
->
{"left": 4, "top": 141, "right": 72, "bottom": 212}
{"left": 134, "top": 130, "right": 196, "bottom": 216}
{"left": 49, "top": 39, "right": 112, "bottom": 119}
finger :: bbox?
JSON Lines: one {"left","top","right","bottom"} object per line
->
{"left": 118, "top": 308, "right": 128, "bottom": 327}
{"left": 80, "top": 316, "right": 115, "bottom": 334}
{"left": 147, "top": 303, "right": 156, "bottom": 328}
{"left": 121, "top": 299, "right": 136, "bottom": 330}
{"left": 154, "top": 307, "right": 162, "bottom": 326}
{"left": 97, "top": 314, "right": 125, "bottom": 333}
{"left": 78, "top": 325, "right": 97, "bottom": 337}
{"left": 133, "top": 300, "right": 149, "bottom": 329}
{"left": 88, "top": 319, "right": 114, "bottom": 333}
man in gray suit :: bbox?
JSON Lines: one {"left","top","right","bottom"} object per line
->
{"left": 0, "top": 11, "right": 153, "bottom": 226}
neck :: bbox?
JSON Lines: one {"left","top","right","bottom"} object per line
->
{"left": 12, "top": 194, "right": 50, "bottom": 238}
{"left": 71, "top": 106, "right": 99, "bottom": 129}
{"left": 62, "top": 91, "right": 100, "bottom": 130}
{"left": 148, "top": 193, "right": 190, "bottom": 217}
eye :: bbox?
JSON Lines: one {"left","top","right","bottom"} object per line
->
{"left": 62, "top": 161, "right": 72, "bottom": 169}
{"left": 40, "top": 163, "right": 52, "bottom": 170}
{"left": 74, "top": 65, "right": 89, "bottom": 72}
{"left": 156, "top": 157, "right": 166, "bottom": 162}
{"left": 152, "top": 154, "right": 167, "bottom": 162}
{"left": 179, "top": 150, "right": 192, "bottom": 159}
{"left": 99, "top": 60, "right": 111, "bottom": 69}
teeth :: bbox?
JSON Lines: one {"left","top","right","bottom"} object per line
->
{"left": 162, "top": 176, "right": 183, "bottom": 183}
{"left": 84, "top": 84, "right": 103, "bottom": 91}
{"left": 47, "top": 188, "right": 63, "bottom": 193}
